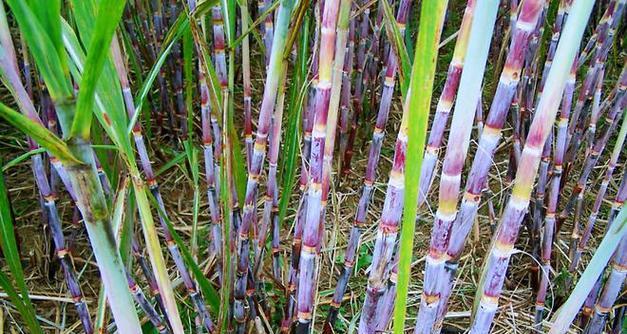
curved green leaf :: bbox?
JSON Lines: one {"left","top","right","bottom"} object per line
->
{"left": 71, "top": 0, "right": 128, "bottom": 140}
{"left": 0, "top": 170, "right": 43, "bottom": 334}
{"left": 0, "top": 103, "right": 81, "bottom": 166}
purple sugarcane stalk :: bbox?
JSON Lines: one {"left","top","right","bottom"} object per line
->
{"left": 336, "top": 10, "right": 355, "bottom": 181}
{"left": 417, "top": 2, "right": 544, "bottom": 332}
{"left": 324, "top": 0, "right": 411, "bottom": 330}
{"left": 169, "top": 0, "right": 186, "bottom": 137}
{"left": 296, "top": 0, "right": 343, "bottom": 330}
{"left": 263, "top": 0, "right": 274, "bottom": 67}
{"left": 236, "top": 0, "right": 295, "bottom": 328}
{"left": 418, "top": 0, "right": 476, "bottom": 206}
{"left": 469, "top": 0, "right": 595, "bottom": 329}
{"left": 584, "top": 235, "right": 627, "bottom": 333}
{"left": 111, "top": 34, "right": 215, "bottom": 332}
{"left": 535, "top": 62, "right": 577, "bottom": 325}
{"left": 256, "top": 68, "right": 288, "bottom": 278}
{"left": 339, "top": 0, "right": 369, "bottom": 176}
{"left": 199, "top": 68, "right": 223, "bottom": 286}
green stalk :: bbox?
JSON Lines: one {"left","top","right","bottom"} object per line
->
{"left": 394, "top": 1, "right": 448, "bottom": 333}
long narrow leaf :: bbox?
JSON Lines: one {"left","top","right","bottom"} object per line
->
{"left": 0, "top": 103, "right": 80, "bottom": 165}
{"left": 394, "top": 1, "right": 448, "bottom": 333}
{"left": 71, "top": 0, "right": 128, "bottom": 140}
{"left": 0, "top": 168, "right": 43, "bottom": 334}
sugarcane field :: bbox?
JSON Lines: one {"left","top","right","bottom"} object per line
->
{"left": 0, "top": 0, "right": 626, "bottom": 333}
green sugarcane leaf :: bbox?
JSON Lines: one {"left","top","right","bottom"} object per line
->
{"left": 0, "top": 103, "right": 81, "bottom": 166}
{"left": 5, "top": 0, "right": 73, "bottom": 108}
{"left": 71, "top": 0, "right": 128, "bottom": 140}
{"left": 94, "top": 287, "right": 107, "bottom": 332}
{"left": 381, "top": 0, "right": 412, "bottom": 99}
{"left": 394, "top": 1, "right": 448, "bottom": 333}
{"left": 61, "top": 20, "right": 132, "bottom": 157}
{"left": 0, "top": 271, "right": 42, "bottom": 334}
{"left": 148, "top": 191, "right": 221, "bottom": 313}
{"left": 0, "top": 169, "right": 43, "bottom": 334}
{"left": 25, "top": 0, "right": 64, "bottom": 66}
{"left": 1, "top": 148, "right": 45, "bottom": 172}
{"left": 155, "top": 151, "right": 187, "bottom": 177}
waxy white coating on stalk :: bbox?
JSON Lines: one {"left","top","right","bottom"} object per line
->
{"left": 471, "top": 0, "right": 595, "bottom": 331}
{"left": 416, "top": 1, "right": 500, "bottom": 332}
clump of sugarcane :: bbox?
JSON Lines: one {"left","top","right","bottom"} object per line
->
{"left": 427, "top": 0, "right": 545, "bottom": 329}
{"left": 560, "top": 74, "right": 626, "bottom": 279}
{"left": 563, "top": 0, "right": 624, "bottom": 174}
{"left": 470, "top": 0, "right": 595, "bottom": 331}
{"left": 357, "top": 49, "right": 408, "bottom": 334}
{"left": 295, "top": 0, "right": 351, "bottom": 331}
{"left": 529, "top": 0, "right": 573, "bottom": 277}
{"left": 560, "top": 0, "right": 625, "bottom": 205}
{"left": 565, "top": 67, "right": 625, "bottom": 254}
{"left": 575, "top": 174, "right": 627, "bottom": 331}
{"left": 324, "top": 0, "right": 411, "bottom": 329}
{"left": 535, "top": 60, "right": 578, "bottom": 326}
{"left": 339, "top": 0, "right": 370, "bottom": 177}
{"left": 415, "top": 1, "right": 504, "bottom": 332}
{"left": 1, "top": 0, "right": 148, "bottom": 331}
{"left": 109, "top": 29, "right": 215, "bottom": 332}
{"left": 573, "top": 106, "right": 626, "bottom": 280}
{"left": 234, "top": 0, "right": 295, "bottom": 329}
{"left": 0, "top": 18, "right": 93, "bottom": 332}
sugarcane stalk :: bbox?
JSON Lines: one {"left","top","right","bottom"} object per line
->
{"left": 263, "top": 0, "right": 274, "bottom": 67}
{"left": 534, "top": 61, "right": 577, "bottom": 326}
{"left": 296, "top": 0, "right": 350, "bottom": 330}
{"left": 241, "top": 0, "right": 253, "bottom": 172}
{"left": 324, "top": 0, "right": 410, "bottom": 329}
{"left": 336, "top": 11, "right": 355, "bottom": 180}
{"left": 579, "top": 275, "right": 603, "bottom": 327}
{"left": 235, "top": 0, "right": 295, "bottom": 328}
{"left": 373, "top": 250, "right": 398, "bottom": 331}
{"left": 571, "top": 96, "right": 627, "bottom": 275}
{"left": 339, "top": 0, "right": 369, "bottom": 176}
{"left": 418, "top": 0, "right": 475, "bottom": 205}
{"left": 470, "top": 1, "right": 594, "bottom": 331}
{"left": 110, "top": 34, "right": 208, "bottom": 333}
{"left": 415, "top": 1, "right": 505, "bottom": 332}
{"left": 565, "top": 0, "right": 624, "bottom": 154}
{"left": 257, "top": 68, "right": 288, "bottom": 277}
{"left": 0, "top": 21, "right": 92, "bottom": 333}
